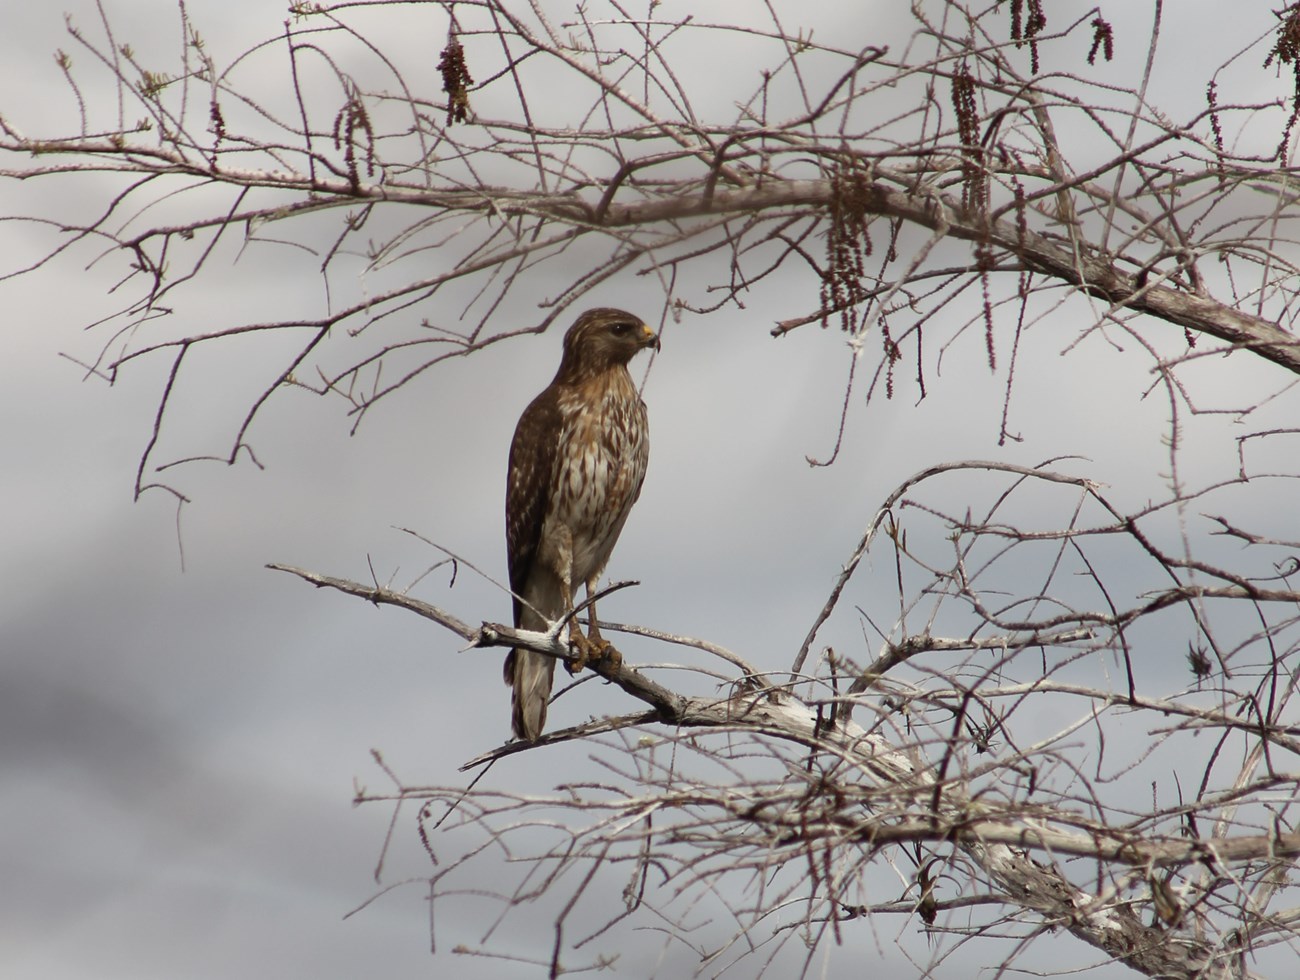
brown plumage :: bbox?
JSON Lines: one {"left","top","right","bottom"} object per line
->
{"left": 503, "top": 308, "right": 658, "bottom": 741}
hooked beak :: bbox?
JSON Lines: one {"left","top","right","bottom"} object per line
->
{"left": 640, "top": 323, "right": 660, "bottom": 351}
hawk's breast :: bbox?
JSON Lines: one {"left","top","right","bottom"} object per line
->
{"left": 548, "top": 369, "right": 650, "bottom": 585}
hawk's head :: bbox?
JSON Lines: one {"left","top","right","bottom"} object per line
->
{"left": 559, "top": 308, "right": 659, "bottom": 379}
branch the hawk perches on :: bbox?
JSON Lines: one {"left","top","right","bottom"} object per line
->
{"left": 503, "top": 308, "right": 659, "bottom": 741}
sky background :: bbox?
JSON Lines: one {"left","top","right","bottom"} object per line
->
{"left": 2, "top": 2, "right": 1296, "bottom": 979}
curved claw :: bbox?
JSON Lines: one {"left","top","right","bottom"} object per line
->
{"left": 566, "top": 626, "right": 618, "bottom": 675}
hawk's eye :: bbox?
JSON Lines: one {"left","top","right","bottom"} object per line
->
{"left": 610, "top": 322, "right": 633, "bottom": 336}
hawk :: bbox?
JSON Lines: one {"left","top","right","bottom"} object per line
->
{"left": 503, "top": 308, "right": 659, "bottom": 742}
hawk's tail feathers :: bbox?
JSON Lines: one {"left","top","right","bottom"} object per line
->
{"left": 504, "top": 647, "right": 555, "bottom": 742}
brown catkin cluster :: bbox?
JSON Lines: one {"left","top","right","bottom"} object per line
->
{"left": 821, "top": 162, "right": 874, "bottom": 334}
{"left": 1265, "top": 5, "right": 1300, "bottom": 159}
{"left": 1087, "top": 17, "right": 1114, "bottom": 65}
{"left": 1005, "top": 0, "right": 1047, "bottom": 74}
{"left": 332, "top": 89, "right": 376, "bottom": 191}
{"left": 951, "top": 63, "right": 985, "bottom": 217}
{"left": 437, "top": 38, "right": 474, "bottom": 125}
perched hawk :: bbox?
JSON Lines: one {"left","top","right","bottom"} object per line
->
{"left": 503, "top": 308, "right": 659, "bottom": 741}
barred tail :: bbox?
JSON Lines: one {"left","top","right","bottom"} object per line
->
{"left": 504, "top": 647, "right": 556, "bottom": 742}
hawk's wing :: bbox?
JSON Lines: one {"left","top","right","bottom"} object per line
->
{"left": 505, "top": 384, "right": 563, "bottom": 627}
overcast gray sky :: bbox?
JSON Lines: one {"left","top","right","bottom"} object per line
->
{"left": 3, "top": 2, "right": 1296, "bottom": 979}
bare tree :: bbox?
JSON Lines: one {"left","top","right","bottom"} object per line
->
{"left": 5, "top": 1, "right": 1300, "bottom": 977}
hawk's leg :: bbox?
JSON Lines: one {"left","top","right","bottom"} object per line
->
{"left": 565, "top": 616, "right": 593, "bottom": 674}
{"left": 565, "top": 585, "right": 622, "bottom": 675}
